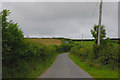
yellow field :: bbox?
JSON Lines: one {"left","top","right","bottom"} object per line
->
{"left": 26, "top": 38, "right": 62, "bottom": 46}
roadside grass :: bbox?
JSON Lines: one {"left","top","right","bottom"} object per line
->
{"left": 25, "top": 38, "right": 62, "bottom": 46}
{"left": 69, "top": 54, "right": 118, "bottom": 79}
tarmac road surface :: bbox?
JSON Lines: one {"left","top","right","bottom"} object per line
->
{"left": 39, "top": 53, "right": 93, "bottom": 78}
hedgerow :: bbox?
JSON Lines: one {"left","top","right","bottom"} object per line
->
{"left": 2, "top": 9, "right": 57, "bottom": 78}
{"left": 70, "top": 40, "right": 119, "bottom": 69}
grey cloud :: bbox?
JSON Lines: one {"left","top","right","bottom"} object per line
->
{"left": 2, "top": 2, "right": 118, "bottom": 39}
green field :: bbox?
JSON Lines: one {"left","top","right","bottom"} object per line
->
{"left": 73, "top": 41, "right": 95, "bottom": 47}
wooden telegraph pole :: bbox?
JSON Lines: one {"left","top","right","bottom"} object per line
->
{"left": 82, "top": 34, "right": 83, "bottom": 46}
{"left": 98, "top": 0, "right": 103, "bottom": 45}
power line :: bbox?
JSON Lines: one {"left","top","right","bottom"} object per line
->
{"left": 81, "top": 2, "right": 98, "bottom": 39}
{"left": 88, "top": 2, "right": 99, "bottom": 27}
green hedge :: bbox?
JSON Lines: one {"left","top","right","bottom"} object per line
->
{"left": 2, "top": 9, "right": 58, "bottom": 78}
{"left": 70, "top": 41, "right": 119, "bottom": 69}
{"left": 53, "top": 43, "right": 74, "bottom": 53}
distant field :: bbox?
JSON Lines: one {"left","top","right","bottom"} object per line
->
{"left": 73, "top": 41, "right": 95, "bottom": 47}
{"left": 73, "top": 39, "right": 119, "bottom": 46}
{"left": 25, "top": 38, "right": 62, "bottom": 46}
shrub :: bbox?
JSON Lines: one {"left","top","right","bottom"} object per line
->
{"left": 70, "top": 40, "right": 118, "bottom": 68}
{"left": 70, "top": 45, "right": 80, "bottom": 56}
{"left": 53, "top": 43, "right": 74, "bottom": 53}
{"left": 98, "top": 43, "right": 118, "bottom": 66}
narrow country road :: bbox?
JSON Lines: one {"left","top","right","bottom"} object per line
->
{"left": 39, "top": 53, "right": 93, "bottom": 78}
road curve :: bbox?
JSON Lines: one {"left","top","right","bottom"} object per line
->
{"left": 39, "top": 53, "right": 92, "bottom": 78}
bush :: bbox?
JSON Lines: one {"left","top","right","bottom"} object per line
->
{"left": 2, "top": 9, "right": 25, "bottom": 65}
{"left": 70, "top": 45, "right": 80, "bottom": 56}
{"left": 98, "top": 44, "right": 118, "bottom": 66}
{"left": 53, "top": 43, "right": 74, "bottom": 53}
{"left": 70, "top": 40, "right": 118, "bottom": 69}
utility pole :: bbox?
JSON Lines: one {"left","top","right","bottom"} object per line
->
{"left": 98, "top": 0, "right": 103, "bottom": 45}
{"left": 82, "top": 34, "right": 83, "bottom": 46}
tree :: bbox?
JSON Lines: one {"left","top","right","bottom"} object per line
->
{"left": 91, "top": 25, "right": 106, "bottom": 44}
{"left": 1, "top": 9, "right": 24, "bottom": 63}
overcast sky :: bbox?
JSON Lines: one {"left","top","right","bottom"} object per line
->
{"left": 118, "top": 2, "right": 120, "bottom": 38}
{"left": 2, "top": 1, "right": 118, "bottom": 39}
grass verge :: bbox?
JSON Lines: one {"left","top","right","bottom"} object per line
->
{"left": 69, "top": 54, "right": 118, "bottom": 79}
